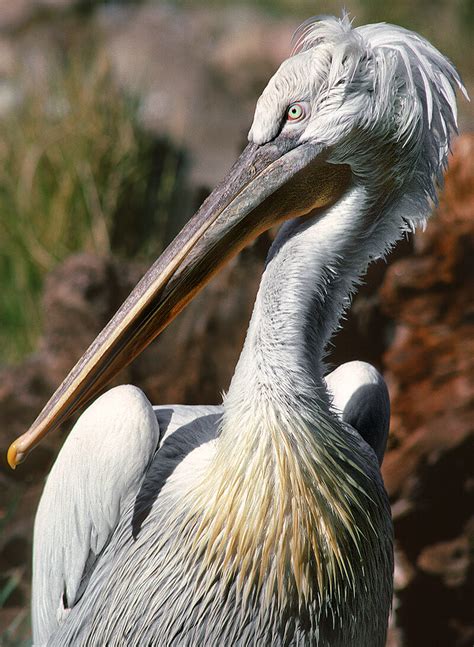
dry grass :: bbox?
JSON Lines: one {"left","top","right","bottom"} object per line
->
{"left": 0, "top": 49, "right": 183, "bottom": 364}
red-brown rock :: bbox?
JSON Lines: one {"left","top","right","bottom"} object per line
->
{"left": 381, "top": 135, "right": 474, "bottom": 647}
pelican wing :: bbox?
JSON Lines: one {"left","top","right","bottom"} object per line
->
{"left": 131, "top": 404, "right": 222, "bottom": 539}
{"left": 325, "top": 361, "right": 390, "bottom": 465}
{"left": 32, "top": 385, "right": 161, "bottom": 646}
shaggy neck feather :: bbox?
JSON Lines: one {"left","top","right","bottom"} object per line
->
{"left": 225, "top": 184, "right": 377, "bottom": 418}
{"left": 178, "top": 184, "right": 393, "bottom": 624}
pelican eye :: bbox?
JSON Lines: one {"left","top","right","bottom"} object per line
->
{"left": 286, "top": 103, "right": 306, "bottom": 122}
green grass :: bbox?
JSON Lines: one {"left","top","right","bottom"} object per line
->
{"left": 0, "top": 47, "right": 185, "bottom": 364}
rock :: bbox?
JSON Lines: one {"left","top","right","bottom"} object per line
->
{"left": 417, "top": 534, "right": 470, "bottom": 588}
{"left": 40, "top": 253, "right": 142, "bottom": 381}
{"left": 381, "top": 134, "right": 474, "bottom": 646}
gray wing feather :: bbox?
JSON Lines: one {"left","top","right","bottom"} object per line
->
{"left": 325, "top": 361, "right": 390, "bottom": 465}
{"left": 131, "top": 404, "right": 222, "bottom": 538}
{"left": 32, "top": 385, "right": 160, "bottom": 646}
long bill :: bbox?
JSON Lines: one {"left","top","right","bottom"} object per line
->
{"left": 8, "top": 140, "right": 350, "bottom": 468}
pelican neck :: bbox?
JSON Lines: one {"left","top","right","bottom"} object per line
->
{"left": 225, "top": 184, "right": 374, "bottom": 411}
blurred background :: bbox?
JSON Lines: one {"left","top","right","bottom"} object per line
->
{"left": 0, "top": 1, "right": 472, "bottom": 645}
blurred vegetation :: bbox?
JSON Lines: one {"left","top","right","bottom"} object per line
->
{"left": 0, "top": 0, "right": 470, "bottom": 366}
{"left": 0, "top": 575, "right": 30, "bottom": 647}
{"left": 171, "top": 0, "right": 472, "bottom": 81}
{"left": 30, "top": 1, "right": 474, "bottom": 82}
{"left": 0, "top": 489, "right": 30, "bottom": 646}
{"left": 0, "top": 47, "right": 186, "bottom": 365}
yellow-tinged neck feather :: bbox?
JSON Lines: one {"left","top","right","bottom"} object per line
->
{"left": 178, "top": 401, "right": 380, "bottom": 613}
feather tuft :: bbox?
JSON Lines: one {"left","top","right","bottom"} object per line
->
{"left": 289, "top": 14, "right": 467, "bottom": 231}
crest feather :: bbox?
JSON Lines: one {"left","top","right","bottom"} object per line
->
{"left": 291, "top": 14, "right": 467, "bottom": 227}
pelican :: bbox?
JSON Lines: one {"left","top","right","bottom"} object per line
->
{"left": 8, "top": 14, "right": 465, "bottom": 647}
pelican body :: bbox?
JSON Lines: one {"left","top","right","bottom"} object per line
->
{"left": 8, "top": 14, "right": 464, "bottom": 647}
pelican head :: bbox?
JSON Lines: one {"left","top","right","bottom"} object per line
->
{"left": 8, "top": 14, "right": 465, "bottom": 467}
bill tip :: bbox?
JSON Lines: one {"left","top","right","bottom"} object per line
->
{"left": 7, "top": 442, "right": 19, "bottom": 469}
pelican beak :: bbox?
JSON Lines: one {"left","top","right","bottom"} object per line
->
{"left": 8, "top": 140, "right": 350, "bottom": 468}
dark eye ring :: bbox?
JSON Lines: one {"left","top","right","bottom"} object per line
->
{"left": 286, "top": 103, "right": 306, "bottom": 122}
